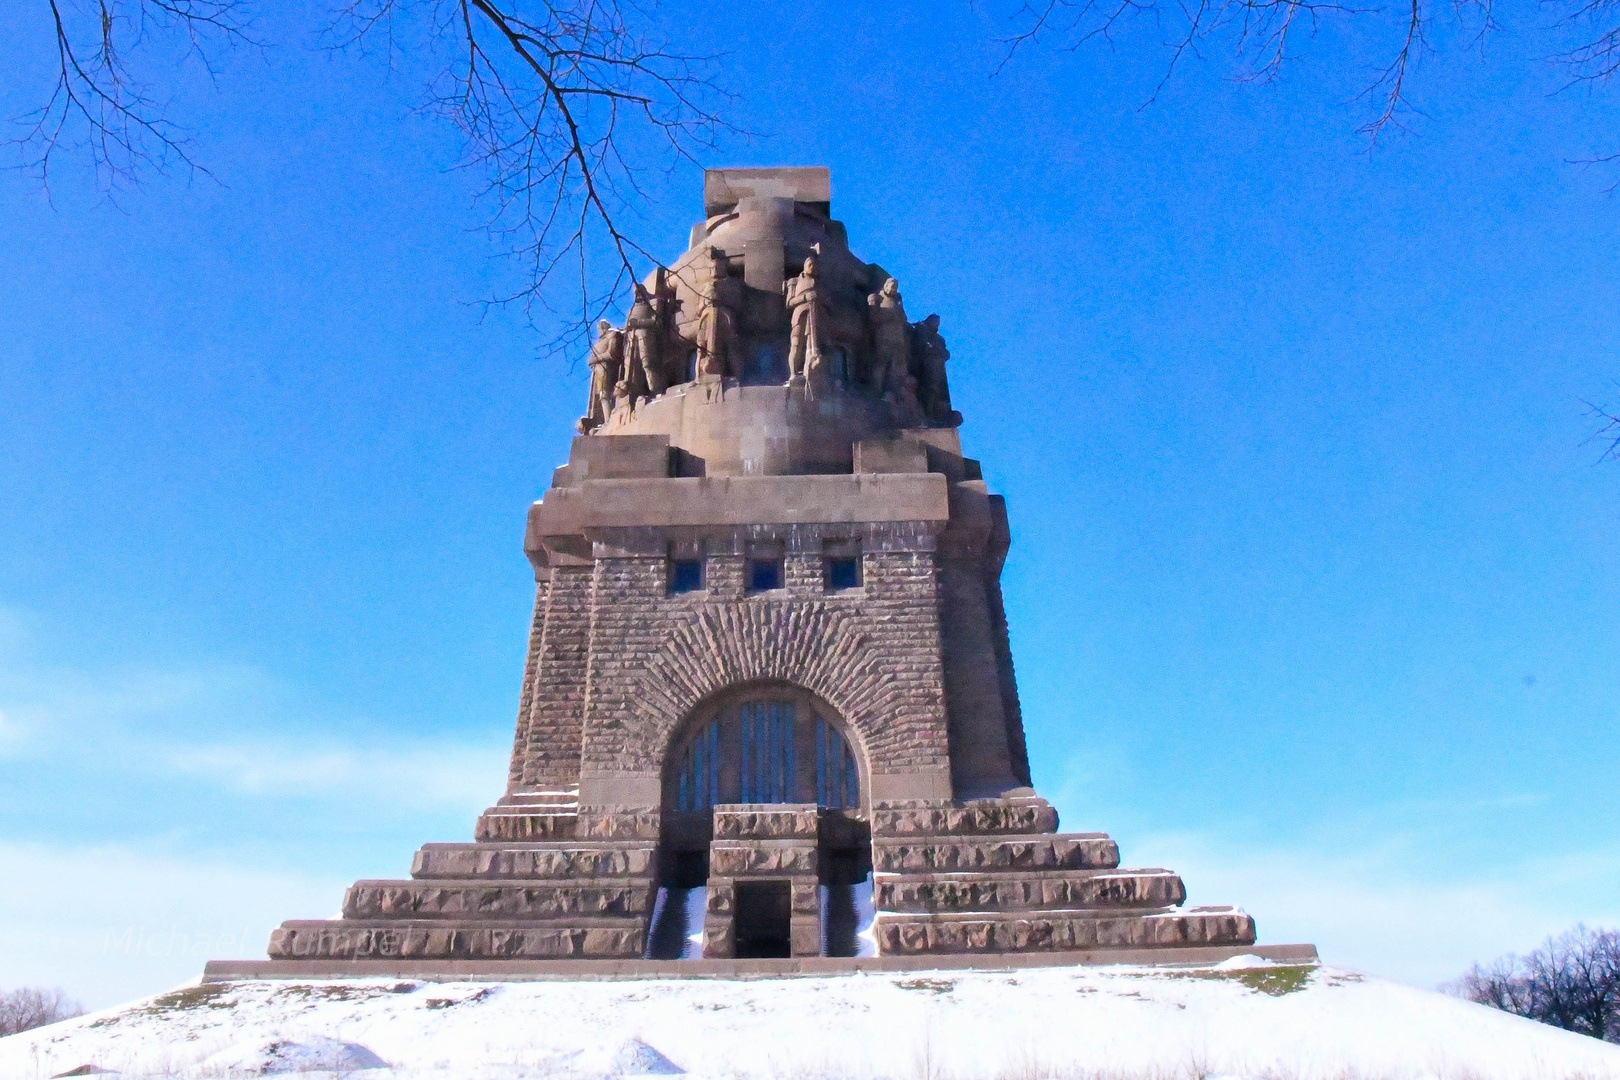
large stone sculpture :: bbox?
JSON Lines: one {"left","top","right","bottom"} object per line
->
{"left": 618, "top": 283, "right": 665, "bottom": 407}
{"left": 210, "top": 167, "right": 1306, "bottom": 983}
{"left": 868, "top": 277, "right": 924, "bottom": 425}
{"left": 785, "top": 256, "right": 827, "bottom": 389}
{"left": 577, "top": 319, "right": 623, "bottom": 434}
{"left": 912, "top": 313, "right": 959, "bottom": 428}
{"left": 693, "top": 247, "right": 738, "bottom": 379}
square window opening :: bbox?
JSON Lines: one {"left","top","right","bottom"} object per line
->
{"left": 669, "top": 559, "right": 704, "bottom": 595}
{"left": 748, "top": 558, "right": 784, "bottom": 592}
{"left": 826, "top": 556, "right": 861, "bottom": 591}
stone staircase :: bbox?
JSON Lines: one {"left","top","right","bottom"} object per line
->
{"left": 869, "top": 797, "right": 1256, "bottom": 956}
{"left": 266, "top": 788, "right": 657, "bottom": 962}
{"left": 262, "top": 792, "right": 1255, "bottom": 965}
{"left": 473, "top": 789, "right": 581, "bottom": 842}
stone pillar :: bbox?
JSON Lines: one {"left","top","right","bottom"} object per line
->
{"left": 702, "top": 804, "right": 821, "bottom": 959}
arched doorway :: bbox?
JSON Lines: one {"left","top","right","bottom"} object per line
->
{"left": 647, "top": 683, "right": 873, "bottom": 959}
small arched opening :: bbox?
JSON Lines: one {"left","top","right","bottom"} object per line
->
{"left": 646, "top": 682, "right": 873, "bottom": 960}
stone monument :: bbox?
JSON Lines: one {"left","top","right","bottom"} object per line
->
{"left": 207, "top": 167, "right": 1311, "bottom": 979}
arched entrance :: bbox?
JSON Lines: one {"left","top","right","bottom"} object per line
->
{"left": 647, "top": 683, "right": 873, "bottom": 959}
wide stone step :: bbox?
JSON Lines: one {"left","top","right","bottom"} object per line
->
{"left": 267, "top": 917, "right": 644, "bottom": 961}
{"left": 475, "top": 811, "right": 578, "bottom": 842}
{"left": 495, "top": 789, "right": 580, "bottom": 809}
{"left": 872, "top": 906, "right": 1256, "bottom": 955}
{"left": 344, "top": 878, "right": 654, "bottom": 920}
{"left": 874, "top": 868, "right": 1184, "bottom": 913}
{"left": 871, "top": 834, "right": 1120, "bottom": 874}
{"left": 871, "top": 798, "right": 1059, "bottom": 838}
{"left": 412, "top": 842, "right": 656, "bottom": 880}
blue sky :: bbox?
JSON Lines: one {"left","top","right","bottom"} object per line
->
{"left": 2, "top": 1, "right": 1618, "bottom": 1007}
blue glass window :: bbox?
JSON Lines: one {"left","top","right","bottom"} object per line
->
{"left": 826, "top": 557, "right": 860, "bottom": 591}
{"left": 669, "top": 559, "right": 704, "bottom": 595}
{"left": 748, "top": 558, "right": 783, "bottom": 592}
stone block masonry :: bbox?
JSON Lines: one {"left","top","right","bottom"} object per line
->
{"left": 228, "top": 166, "right": 1293, "bottom": 978}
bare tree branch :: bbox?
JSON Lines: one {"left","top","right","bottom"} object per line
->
{"left": 1582, "top": 389, "right": 1620, "bottom": 463}
{"left": 14, "top": 0, "right": 257, "bottom": 197}
{"left": 331, "top": 0, "right": 737, "bottom": 351}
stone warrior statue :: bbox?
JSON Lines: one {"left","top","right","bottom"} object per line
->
{"left": 868, "top": 277, "right": 924, "bottom": 425}
{"left": 577, "top": 319, "right": 623, "bottom": 434}
{"left": 694, "top": 246, "right": 738, "bottom": 378}
{"left": 785, "top": 256, "right": 828, "bottom": 389}
{"left": 616, "top": 283, "right": 665, "bottom": 407}
{"left": 912, "top": 313, "right": 960, "bottom": 427}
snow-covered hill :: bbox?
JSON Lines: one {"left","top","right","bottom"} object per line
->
{"left": 5, "top": 956, "right": 1619, "bottom": 1080}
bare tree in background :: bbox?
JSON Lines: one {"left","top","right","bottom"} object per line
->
{"left": 1452, "top": 925, "right": 1620, "bottom": 1041}
{"left": 0, "top": 987, "right": 84, "bottom": 1036}
{"left": 993, "top": 0, "right": 1620, "bottom": 148}
{"left": 13, "top": 1, "right": 732, "bottom": 345}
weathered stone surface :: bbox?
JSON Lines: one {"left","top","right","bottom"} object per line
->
{"left": 874, "top": 869, "right": 1185, "bottom": 914}
{"left": 712, "top": 805, "right": 819, "bottom": 840}
{"left": 870, "top": 798, "right": 1059, "bottom": 837}
{"left": 268, "top": 919, "right": 644, "bottom": 960}
{"left": 709, "top": 840, "right": 818, "bottom": 877}
{"left": 411, "top": 843, "right": 655, "bottom": 880}
{"left": 474, "top": 812, "right": 577, "bottom": 842}
{"left": 790, "top": 918, "right": 821, "bottom": 957}
{"left": 873, "top": 907, "right": 1257, "bottom": 955}
{"left": 343, "top": 880, "right": 654, "bottom": 920}
{"left": 575, "top": 811, "right": 662, "bottom": 840}
{"left": 872, "top": 834, "right": 1120, "bottom": 874}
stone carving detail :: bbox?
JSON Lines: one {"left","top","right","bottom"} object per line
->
{"left": 617, "top": 283, "right": 666, "bottom": 407}
{"left": 693, "top": 246, "right": 738, "bottom": 378}
{"left": 873, "top": 907, "right": 1257, "bottom": 956}
{"left": 868, "top": 278, "right": 924, "bottom": 425}
{"left": 577, "top": 320, "right": 622, "bottom": 434}
{"left": 268, "top": 922, "right": 644, "bottom": 960}
{"left": 911, "top": 313, "right": 960, "bottom": 427}
{"left": 784, "top": 256, "right": 828, "bottom": 390}
{"left": 411, "top": 844, "right": 654, "bottom": 880}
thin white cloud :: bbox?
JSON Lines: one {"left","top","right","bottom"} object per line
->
{"left": 0, "top": 840, "right": 345, "bottom": 1009}
{"left": 0, "top": 603, "right": 505, "bottom": 804}
{"left": 165, "top": 740, "right": 501, "bottom": 805}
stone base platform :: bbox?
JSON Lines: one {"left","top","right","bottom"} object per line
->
{"left": 202, "top": 941, "right": 1318, "bottom": 984}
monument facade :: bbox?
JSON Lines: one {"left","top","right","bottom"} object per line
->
{"left": 217, "top": 168, "right": 1298, "bottom": 976}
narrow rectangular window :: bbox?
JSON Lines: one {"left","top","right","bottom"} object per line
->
{"left": 747, "top": 558, "right": 784, "bottom": 592}
{"left": 669, "top": 559, "right": 704, "bottom": 595}
{"left": 826, "top": 556, "right": 861, "bottom": 591}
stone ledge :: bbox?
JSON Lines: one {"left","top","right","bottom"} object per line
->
{"left": 202, "top": 942, "right": 1319, "bottom": 983}
{"left": 874, "top": 868, "right": 1185, "bottom": 913}
{"left": 412, "top": 843, "right": 656, "bottom": 880}
{"left": 873, "top": 907, "right": 1257, "bottom": 956}
{"left": 474, "top": 813, "right": 578, "bottom": 842}
{"left": 343, "top": 879, "right": 655, "bottom": 920}
{"left": 268, "top": 918, "right": 645, "bottom": 961}
{"left": 712, "top": 804, "right": 819, "bottom": 840}
{"left": 871, "top": 799, "right": 1060, "bottom": 838}
{"left": 872, "top": 834, "right": 1121, "bottom": 874}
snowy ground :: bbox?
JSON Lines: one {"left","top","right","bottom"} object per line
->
{"left": 5, "top": 956, "right": 1620, "bottom": 1080}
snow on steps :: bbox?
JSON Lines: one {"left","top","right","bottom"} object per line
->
{"left": 5, "top": 958, "right": 1620, "bottom": 1080}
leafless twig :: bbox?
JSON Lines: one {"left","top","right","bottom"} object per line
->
{"left": 332, "top": 0, "right": 736, "bottom": 351}
{"left": 1583, "top": 392, "right": 1620, "bottom": 463}
{"left": 14, "top": 0, "right": 256, "bottom": 197}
